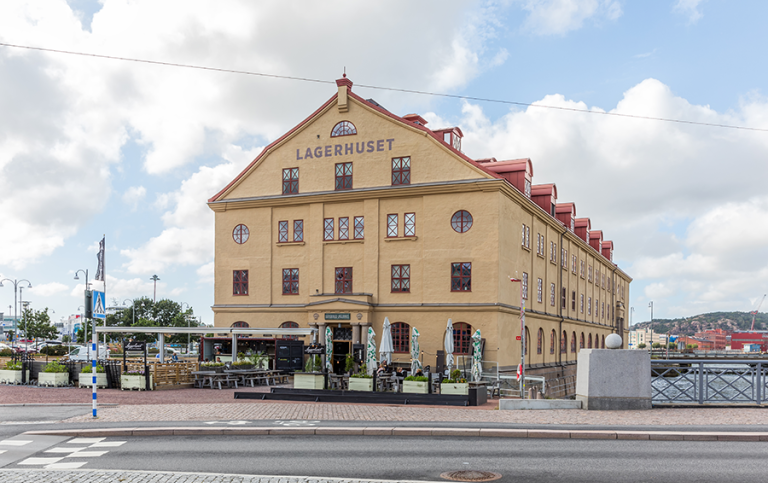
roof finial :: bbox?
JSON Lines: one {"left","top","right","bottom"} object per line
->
{"left": 343, "top": 66, "right": 346, "bottom": 78}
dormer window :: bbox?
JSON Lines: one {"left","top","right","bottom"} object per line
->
{"left": 437, "top": 128, "right": 463, "bottom": 152}
{"left": 525, "top": 179, "right": 531, "bottom": 198}
{"left": 331, "top": 121, "right": 357, "bottom": 137}
{"left": 570, "top": 218, "right": 575, "bottom": 232}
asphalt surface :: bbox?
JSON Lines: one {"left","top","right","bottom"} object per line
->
{"left": 3, "top": 433, "right": 768, "bottom": 483}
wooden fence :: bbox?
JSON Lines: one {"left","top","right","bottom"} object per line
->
{"left": 125, "top": 361, "right": 199, "bottom": 390}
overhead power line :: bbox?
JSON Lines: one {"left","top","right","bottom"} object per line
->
{"left": 1, "top": 41, "right": 766, "bottom": 133}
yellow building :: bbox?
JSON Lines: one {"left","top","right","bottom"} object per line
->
{"left": 208, "top": 76, "right": 631, "bottom": 392}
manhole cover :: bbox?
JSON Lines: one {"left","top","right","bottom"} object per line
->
{"left": 440, "top": 470, "right": 503, "bottom": 482}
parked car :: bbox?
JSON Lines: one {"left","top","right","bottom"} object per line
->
{"left": 65, "top": 345, "right": 110, "bottom": 361}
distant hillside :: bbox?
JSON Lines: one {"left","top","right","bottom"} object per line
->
{"left": 633, "top": 311, "right": 768, "bottom": 336}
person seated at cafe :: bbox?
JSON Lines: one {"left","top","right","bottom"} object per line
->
{"left": 171, "top": 353, "right": 179, "bottom": 362}
{"left": 377, "top": 362, "right": 387, "bottom": 374}
{"left": 216, "top": 357, "right": 222, "bottom": 363}
{"left": 415, "top": 368, "right": 424, "bottom": 377}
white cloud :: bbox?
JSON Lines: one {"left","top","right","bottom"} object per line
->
{"left": 122, "top": 186, "right": 146, "bottom": 211}
{"left": 28, "top": 282, "right": 68, "bottom": 297}
{"left": 517, "top": 0, "right": 623, "bottom": 36}
{"left": 673, "top": 0, "right": 704, "bottom": 24}
{"left": 450, "top": 78, "right": 768, "bottom": 315}
{"left": 196, "top": 262, "right": 214, "bottom": 285}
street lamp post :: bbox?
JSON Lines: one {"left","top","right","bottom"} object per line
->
{"left": 648, "top": 301, "right": 654, "bottom": 353}
{"left": 150, "top": 275, "right": 160, "bottom": 303}
{"left": 509, "top": 276, "right": 526, "bottom": 399}
{"left": 180, "top": 302, "right": 191, "bottom": 354}
{"left": 74, "top": 269, "right": 94, "bottom": 357}
{"left": 122, "top": 298, "right": 136, "bottom": 325}
{"left": 0, "top": 278, "right": 32, "bottom": 350}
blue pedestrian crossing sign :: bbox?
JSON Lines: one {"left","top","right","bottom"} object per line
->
{"left": 92, "top": 290, "right": 106, "bottom": 319}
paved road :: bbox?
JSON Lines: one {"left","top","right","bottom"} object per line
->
{"left": 3, "top": 432, "right": 768, "bottom": 482}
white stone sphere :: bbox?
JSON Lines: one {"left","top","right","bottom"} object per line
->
{"left": 605, "top": 333, "right": 622, "bottom": 349}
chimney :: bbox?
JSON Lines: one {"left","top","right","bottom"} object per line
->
{"left": 574, "top": 218, "right": 591, "bottom": 244}
{"left": 530, "top": 184, "right": 557, "bottom": 217}
{"left": 589, "top": 230, "right": 603, "bottom": 252}
{"left": 555, "top": 203, "right": 576, "bottom": 232}
{"left": 336, "top": 75, "right": 353, "bottom": 113}
{"left": 403, "top": 114, "right": 428, "bottom": 126}
{"left": 480, "top": 158, "right": 533, "bottom": 197}
{"left": 601, "top": 240, "right": 614, "bottom": 262}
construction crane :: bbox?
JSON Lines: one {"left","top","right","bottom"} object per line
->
{"left": 751, "top": 294, "right": 766, "bottom": 331}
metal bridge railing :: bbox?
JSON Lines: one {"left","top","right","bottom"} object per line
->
{"left": 651, "top": 360, "right": 767, "bottom": 405}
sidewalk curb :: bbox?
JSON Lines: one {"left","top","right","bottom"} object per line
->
{"left": 0, "top": 403, "right": 119, "bottom": 407}
{"left": 22, "top": 426, "right": 768, "bottom": 442}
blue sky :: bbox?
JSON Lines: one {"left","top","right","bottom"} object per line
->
{"left": 1, "top": 0, "right": 767, "bottom": 327}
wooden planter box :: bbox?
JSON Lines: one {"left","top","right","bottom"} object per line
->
{"left": 440, "top": 383, "right": 469, "bottom": 395}
{"left": 79, "top": 372, "right": 108, "bottom": 388}
{"left": 348, "top": 377, "right": 374, "bottom": 391}
{"left": 231, "top": 364, "right": 253, "bottom": 370}
{"left": 293, "top": 372, "right": 325, "bottom": 390}
{"left": 38, "top": 372, "right": 69, "bottom": 387}
{"left": 121, "top": 374, "right": 154, "bottom": 391}
{"left": 403, "top": 380, "right": 429, "bottom": 394}
{"left": 0, "top": 370, "right": 30, "bottom": 385}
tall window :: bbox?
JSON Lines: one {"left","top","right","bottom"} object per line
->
{"left": 537, "top": 328, "right": 543, "bottom": 354}
{"left": 278, "top": 221, "right": 289, "bottom": 243}
{"left": 354, "top": 216, "right": 364, "bottom": 239}
{"left": 451, "top": 211, "right": 473, "bottom": 233}
{"left": 580, "top": 260, "right": 585, "bottom": 278}
{"left": 391, "top": 265, "right": 410, "bottom": 293}
{"left": 561, "top": 287, "right": 566, "bottom": 308}
{"left": 561, "top": 331, "right": 567, "bottom": 354}
{"left": 588, "top": 266, "right": 593, "bottom": 282}
{"left": 324, "top": 218, "right": 334, "bottom": 241}
{"left": 404, "top": 213, "right": 416, "bottom": 237}
{"left": 331, "top": 121, "right": 357, "bottom": 137}
{"left": 451, "top": 262, "right": 472, "bottom": 292}
{"left": 280, "top": 321, "right": 299, "bottom": 340}
{"left": 550, "top": 283, "right": 556, "bottom": 306}
{"left": 392, "top": 322, "right": 410, "bottom": 352}
{"left": 601, "top": 335, "right": 605, "bottom": 349}
{"left": 233, "top": 270, "right": 248, "bottom": 296}
{"left": 580, "top": 333, "right": 585, "bottom": 349}
{"left": 562, "top": 248, "right": 567, "bottom": 269}
{"left": 392, "top": 157, "right": 411, "bottom": 185}
{"left": 580, "top": 294, "right": 584, "bottom": 313}
{"left": 588, "top": 334, "right": 593, "bottom": 349}
{"left": 282, "top": 269, "right": 299, "bottom": 295}
{"left": 339, "top": 217, "right": 349, "bottom": 240}
{"left": 335, "top": 162, "right": 353, "bottom": 190}
{"left": 537, "top": 278, "right": 543, "bottom": 303}
{"left": 550, "top": 330, "right": 556, "bottom": 354}
{"left": 601, "top": 301, "right": 605, "bottom": 319}
{"left": 453, "top": 323, "right": 473, "bottom": 354}
{"left": 572, "top": 255, "right": 577, "bottom": 273}
{"left": 522, "top": 273, "right": 529, "bottom": 299}
{"left": 387, "top": 214, "right": 398, "bottom": 237}
{"left": 335, "top": 267, "right": 353, "bottom": 294}
{"left": 293, "top": 220, "right": 304, "bottom": 242}
{"left": 571, "top": 291, "right": 576, "bottom": 310}
{"left": 521, "top": 224, "right": 530, "bottom": 248}
{"left": 588, "top": 297, "right": 592, "bottom": 316}
{"left": 282, "top": 168, "right": 298, "bottom": 195}
{"left": 571, "top": 332, "right": 577, "bottom": 353}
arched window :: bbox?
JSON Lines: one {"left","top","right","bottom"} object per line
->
{"left": 571, "top": 331, "right": 577, "bottom": 353}
{"left": 601, "top": 335, "right": 605, "bottom": 349}
{"left": 561, "top": 331, "right": 567, "bottom": 354}
{"left": 588, "top": 333, "right": 593, "bottom": 349}
{"left": 550, "top": 329, "right": 556, "bottom": 354}
{"left": 231, "top": 321, "right": 249, "bottom": 328}
{"left": 280, "top": 321, "right": 299, "bottom": 340}
{"left": 331, "top": 121, "right": 357, "bottom": 137}
{"left": 580, "top": 333, "right": 585, "bottom": 349}
{"left": 453, "top": 323, "right": 473, "bottom": 355}
{"left": 392, "top": 322, "right": 410, "bottom": 353}
{"left": 537, "top": 328, "right": 543, "bottom": 354}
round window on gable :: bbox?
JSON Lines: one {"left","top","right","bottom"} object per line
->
{"left": 451, "top": 210, "right": 473, "bottom": 233}
{"left": 331, "top": 121, "right": 357, "bottom": 137}
{"left": 233, "top": 224, "right": 249, "bottom": 244}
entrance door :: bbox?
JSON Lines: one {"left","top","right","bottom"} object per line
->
{"left": 332, "top": 341, "right": 350, "bottom": 374}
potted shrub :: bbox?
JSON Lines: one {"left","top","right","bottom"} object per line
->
{"left": 231, "top": 352, "right": 253, "bottom": 370}
{"left": 79, "top": 364, "right": 107, "bottom": 388}
{"left": 200, "top": 362, "right": 226, "bottom": 373}
{"left": 0, "top": 360, "right": 30, "bottom": 385}
{"left": 293, "top": 355, "right": 325, "bottom": 389}
{"left": 38, "top": 361, "right": 70, "bottom": 387}
{"left": 440, "top": 369, "right": 469, "bottom": 395}
{"left": 344, "top": 354, "right": 355, "bottom": 374}
{"left": 249, "top": 351, "right": 269, "bottom": 370}
{"left": 348, "top": 363, "right": 373, "bottom": 391}
{"left": 403, "top": 375, "right": 429, "bottom": 394}
{"left": 121, "top": 368, "right": 153, "bottom": 390}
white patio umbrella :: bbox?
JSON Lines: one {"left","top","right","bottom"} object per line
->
{"left": 325, "top": 326, "right": 333, "bottom": 373}
{"left": 444, "top": 318, "right": 455, "bottom": 374}
{"left": 366, "top": 326, "right": 377, "bottom": 376}
{"left": 471, "top": 329, "right": 482, "bottom": 382}
{"left": 410, "top": 327, "right": 422, "bottom": 375}
{"left": 380, "top": 317, "right": 394, "bottom": 365}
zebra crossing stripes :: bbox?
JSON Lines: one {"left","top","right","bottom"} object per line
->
{"left": 16, "top": 437, "right": 126, "bottom": 469}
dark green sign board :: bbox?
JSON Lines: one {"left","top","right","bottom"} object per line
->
{"left": 325, "top": 313, "right": 351, "bottom": 321}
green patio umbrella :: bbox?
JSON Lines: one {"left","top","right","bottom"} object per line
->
{"left": 366, "top": 326, "right": 377, "bottom": 376}
{"left": 471, "top": 329, "right": 482, "bottom": 382}
{"left": 325, "top": 326, "right": 333, "bottom": 373}
{"left": 410, "top": 327, "right": 422, "bottom": 375}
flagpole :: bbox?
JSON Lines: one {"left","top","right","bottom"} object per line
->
{"left": 102, "top": 234, "right": 106, "bottom": 354}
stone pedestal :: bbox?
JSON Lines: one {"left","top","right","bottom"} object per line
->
{"left": 576, "top": 349, "right": 651, "bottom": 410}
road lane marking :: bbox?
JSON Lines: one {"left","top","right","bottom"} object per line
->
{"left": 45, "top": 461, "right": 88, "bottom": 469}
{"left": 0, "top": 440, "right": 33, "bottom": 446}
{"left": 67, "top": 438, "right": 105, "bottom": 444}
{"left": 89, "top": 441, "right": 126, "bottom": 447}
{"left": 18, "top": 457, "right": 64, "bottom": 465}
{"left": 45, "top": 447, "right": 87, "bottom": 453}
{"left": 65, "top": 451, "right": 108, "bottom": 458}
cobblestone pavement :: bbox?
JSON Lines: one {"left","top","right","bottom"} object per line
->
{"left": 0, "top": 469, "right": 435, "bottom": 483}
{"left": 61, "top": 401, "right": 768, "bottom": 426}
